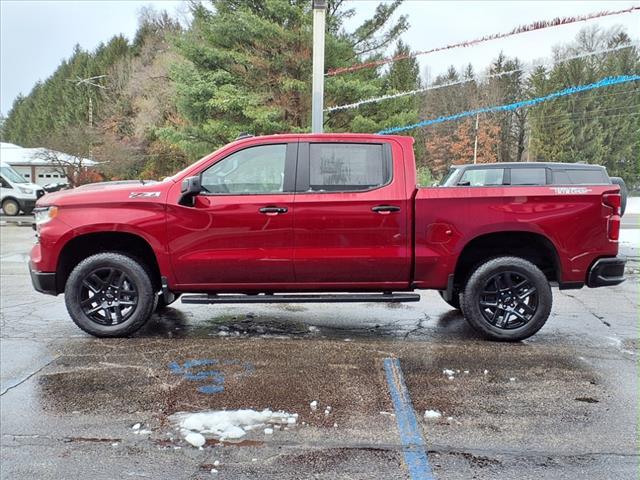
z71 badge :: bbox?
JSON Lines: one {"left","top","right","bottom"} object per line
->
{"left": 550, "top": 187, "right": 592, "bottom": 195}
{"left": 129, "top": 191, "right": 161, "bottom": 198}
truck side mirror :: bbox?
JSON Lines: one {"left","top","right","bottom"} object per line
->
{"left": 179, "top": 176, "right": 202, "bottom": 206}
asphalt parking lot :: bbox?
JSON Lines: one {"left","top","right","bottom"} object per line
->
{"left": 0, "top": 221, "right": 638, "bottom": 479}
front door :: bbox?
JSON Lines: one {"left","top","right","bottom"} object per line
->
{"left": 167, "top": 142, "right": 297, "bottom": 289}
{"left": 292, "top": 141, "right": 411, "bottom": 287}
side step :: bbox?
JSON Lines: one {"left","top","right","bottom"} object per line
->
{"left": 181, "top": 292, "right": 421, "bottom": 305}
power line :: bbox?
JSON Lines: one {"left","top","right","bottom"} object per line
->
{"left": 328, "top": 5, "right": 640, "bottom": 76}
{"left": 377, "top": 75, "right": 640, "bottom": 134}
{"left": 325, "top": 43, "right": 639, "bottom": 112}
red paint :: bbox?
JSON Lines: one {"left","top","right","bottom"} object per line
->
{"left": 31, "top": 133, "right": 621, "bottom": 294}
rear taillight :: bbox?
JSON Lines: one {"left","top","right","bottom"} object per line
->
{"left": 603, "top": 193, "right": 621, "bottom": 215}
{"left": 603, "top": 192, "right": 621, "bottom": 240}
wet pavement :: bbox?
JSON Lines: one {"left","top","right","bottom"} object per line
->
{"left": 1, "top": 224, "right": 638, "bottom": 479}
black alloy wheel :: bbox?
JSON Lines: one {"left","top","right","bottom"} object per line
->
{"left": 478, "top": 271, "right": 537, "bottom": 330}
{"left": 65, "top": 252, "right": 155, "bottom": 337}
{"left": 79, "top": 267, "right": 138, "bottom": 325}
{"left": 461, "top": 256, "right": 552, "bottom": 341}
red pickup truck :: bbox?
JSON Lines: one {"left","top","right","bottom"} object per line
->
{"left": 29, "top": 133, "right": 625, "bottom": 341}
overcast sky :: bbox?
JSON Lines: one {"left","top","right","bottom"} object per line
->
{"left": 1, "top": 0, "right": 638, "bottom": 116}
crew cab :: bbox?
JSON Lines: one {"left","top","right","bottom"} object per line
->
{"left": 29, "top": 133, "right": 626, "bottom": 341}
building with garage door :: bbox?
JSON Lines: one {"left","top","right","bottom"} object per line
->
{"left": 0, "top": 142, "right": 98, "bottom": 186}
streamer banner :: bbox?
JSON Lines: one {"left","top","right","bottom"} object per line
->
{"left": 325, "top": 44, "right": 638, "bottom": 112}
{"left": 328, "top": 6, "right": 640, "bottom": 77}
{"left": 377, "top": 75, "right": 640, "bottom": 135}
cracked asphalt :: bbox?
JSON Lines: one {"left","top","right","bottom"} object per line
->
{"left": 1, "top": 223, "right": 638, "bottom": 479}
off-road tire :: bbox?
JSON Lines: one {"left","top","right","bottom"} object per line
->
{"left": 65, "top": 252, "right": 155, "bottom": 337}
{"left": 461, "top": 256, "right": 552, "bottom": 341}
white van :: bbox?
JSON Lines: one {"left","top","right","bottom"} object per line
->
{"left": 0, "top": 161, "right": 45, "bottom": 216}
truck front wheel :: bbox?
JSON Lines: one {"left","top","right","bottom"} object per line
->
{"left": 64, "top": 253, "right": 155, "bottom": 337}
{"left": 461, "top": 256, "right": 552, "bottom": 341}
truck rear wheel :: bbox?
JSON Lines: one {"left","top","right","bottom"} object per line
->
{"left": 461, "top": 256, "right": 552, "bottom": 341}
{"left": 64, "top": 253, "right": 155, "bottom": 337}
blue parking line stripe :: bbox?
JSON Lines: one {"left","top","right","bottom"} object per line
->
{"left": 383, "top": 358, "right": 434, "bottom": 480}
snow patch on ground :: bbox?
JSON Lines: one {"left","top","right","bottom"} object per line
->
{"left": 171, "top": 409, "right": 298, "bottom": 446}
{"left": 424, "top": 410, "right": 442, "bottom": 419}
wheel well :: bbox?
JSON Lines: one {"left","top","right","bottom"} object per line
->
{"left": 454, "top": 232, "right": 559, "bottom": 290}
{"left": 57, "top": 232, "right": 161, "bottom": 293}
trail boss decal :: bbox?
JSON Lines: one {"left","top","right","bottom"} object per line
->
{"left": 550, "top": 187, "right": 593, "bottom": 195}
{"left": 129, "top": 191, "right": 161, "bottom": 199}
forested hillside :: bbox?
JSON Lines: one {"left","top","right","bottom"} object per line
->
{"left": 2, "top": 0, "right": 639, "bottom": 185}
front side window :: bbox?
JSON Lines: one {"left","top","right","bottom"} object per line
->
{"left": 511, "top": 168, "right": 546, "bottom": 185}
{"left": 201, "top": 144, "right": 287, "bottom": 194}
{"left": 458, "top": 168, "right": 504, "bottom": 186}
{"left": 308, "top": 143, "right": 390, "bottom": 192}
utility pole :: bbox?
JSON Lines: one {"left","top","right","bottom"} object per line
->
{"left": 66, "top": 75, "right": 107, "bottom": 162}
{"left": 472, "top": 113, "right": 480, "bottom": 164}
{"left": 67, "top": 75, "right": 107, "bottom": 127}
{"left": 311, "top": 0, "right": 326, "bottom": 133}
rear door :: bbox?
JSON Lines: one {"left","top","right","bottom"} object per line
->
{"left": 292, "top": 140, "right": 411, "bottom": 287}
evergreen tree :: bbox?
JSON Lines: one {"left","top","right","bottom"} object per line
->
{"left": 160, "top": 0, "right": 408, "bottom": 158}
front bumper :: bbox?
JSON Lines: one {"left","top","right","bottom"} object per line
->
{"left": 18, "top": 198, "right": 37, "bottom": 211}
{"left": 29, "top": 261, "right": 57, "bottom": 295}
{"left": 587, "top": 256, "right": 626, "bottom": 288}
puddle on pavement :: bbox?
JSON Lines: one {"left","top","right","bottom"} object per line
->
{"left": 398, "top": 343, "right": 604, "bottom": 439}
{"left": 36, "top": 338, "right": 394, "bottom": 437}
{"left": 134, "top": 302, "right": 479, "bottom": 343}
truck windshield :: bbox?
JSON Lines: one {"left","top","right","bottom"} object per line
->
{"left": 439, "top": 167, "right": 459, "bottom": 186}
{"left": 0, "top": 165, "right": 28, "bottom": 183}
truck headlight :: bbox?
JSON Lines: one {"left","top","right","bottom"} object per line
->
{"left": 17, "top": 186, "right": 33, "bottom": 194}
{"left": 34, "top": 206, "right": 58, "bottom": 225}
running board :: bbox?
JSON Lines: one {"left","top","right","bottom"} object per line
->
{"left": 181, "top": 292, "right": 421, "bottom": 304}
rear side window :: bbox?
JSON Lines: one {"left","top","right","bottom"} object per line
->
{"left": 308, "top": 143, "right": 390, "bottom": 192}
{"left": 510, "top": 168, "right": 546, "bottom": 185}
{"left": 552, "top": 169, "right": 608, "bottom": 184}
{"left": 458, "top": 168, "right": 504, "bottom": 186}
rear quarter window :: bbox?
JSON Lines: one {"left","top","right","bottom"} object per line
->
{"left": 552, "top": 169, "right": 609, "bottom": 184}
{"left": 510, "top": 168, "right": 547, "bottom": 185}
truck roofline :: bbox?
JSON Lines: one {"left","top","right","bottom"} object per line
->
{"left": 449, "top": 162, "right": 607, "bottom": 170}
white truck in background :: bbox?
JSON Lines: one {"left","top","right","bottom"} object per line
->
{"left": 0, "top": 161, "right": 45, "bottom": 216}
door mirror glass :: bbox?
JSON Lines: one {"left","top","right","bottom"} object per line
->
{"left": 179, "top": 175, "right": 202, "bottom": 206}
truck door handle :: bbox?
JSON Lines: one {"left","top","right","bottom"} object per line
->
{"left": 259, "top": 206, "right": 288, "bottom": 215}
{"left": 372, "top": 205, "right": 400, "bottom": 214}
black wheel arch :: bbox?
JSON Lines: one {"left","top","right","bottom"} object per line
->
{"left": 56, "top": 232, "right": 162, "bottom": 294}
{"left": 453, "top": 231, "right": 561, "bottom": 291}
